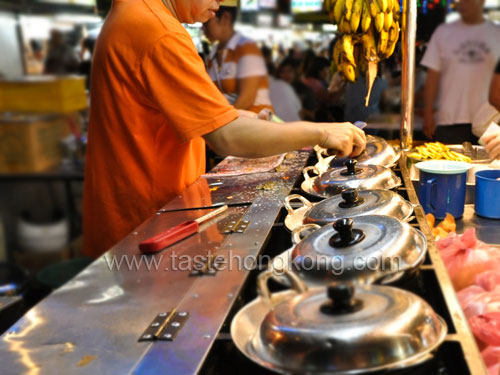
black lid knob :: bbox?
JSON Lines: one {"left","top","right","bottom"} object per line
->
{"left": 330, "top": 218, "right": 366, "bottom": 247}
{"left": 340, "top": 159, "right": 360, "bottom": 176}
{"left": 320, "top": 282, "right": 363, "bottom": 315}
{"left": 339, "top": 188, "right": 365, "bottom": 208}
{"left": 327, "top": 283, "right": 355, "bottom": 306}
{"left": 333, "top": 218, "right": 354, "bottom": 242}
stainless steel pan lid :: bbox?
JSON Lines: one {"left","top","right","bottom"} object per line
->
{"left": 315, "top": 135, "right": 401, "bottom": 173}
{"left": 291, "top": 216, "right": 427, "bottom": 285}
{"left": 313, "top": 159, "right": 401, "bottom": 198}
{"left": 304, "top": 188, "right": 413, "bottom": 225}
{"left": 231, "top": 270, "right": 447, "bottom": 375}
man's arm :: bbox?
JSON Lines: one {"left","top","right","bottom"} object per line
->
{"left": 489, "top": 72, "right": 500, "bottom": 112}
{"left": 233, "top": 76, "right": 262, "bottom": 110}
{"left": 203, "top": 116, "right": 366, "bottom": 159}
{"left": 423, "top": 68, "right": 440, "bottom": 140}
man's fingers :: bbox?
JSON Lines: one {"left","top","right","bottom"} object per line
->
{"left": 489, "top": 143, "right": 500, "bottom": 159}
{"left": 486, "top": 139, "right": 500, "bottom": 159}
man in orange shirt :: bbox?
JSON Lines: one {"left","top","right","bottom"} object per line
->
{"left": 83, "top": 0, "right": 366, "bottom": 258}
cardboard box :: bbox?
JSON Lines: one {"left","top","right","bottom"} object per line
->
{"left": 0, "top": 113, "right": 77, "bottom": 173}
{"left": 0, "top": 75, "right": 87, "bottom": 113}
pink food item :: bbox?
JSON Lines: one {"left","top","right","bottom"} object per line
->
{"left": 487, "top": 364, "right": 499, "bottom": 375}
{"left": 470, "top": 313, "right": 500, "bottom": 348}
{"left": 459, "top": 289, "right": 500, "bottom": 319}
{"left": 482, "top": 346, "right": 500, "bottom": 368}
{"left": 475, "top": 271, "right": 500, "bottom": 292}
{"left": 437, "top": 229, "right": 500, "bottom": 291}
{"left": 458, "top": 285, "right": 486, "bottom": 317}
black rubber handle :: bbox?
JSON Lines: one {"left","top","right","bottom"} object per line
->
{"left": 339, "top": 188, "right": 365, "bottom": 208}
{"left": 320, "top": 283, "right": 363, "bottom": 315}
{"left": 340, "top": 159, "right": 360, "bottom": 176}
{"left": 330, "top": 218, "right": 365, "bottom": 247}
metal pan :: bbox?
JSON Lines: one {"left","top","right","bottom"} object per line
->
{"left": 284, "top": 189, "right": 414, "bottom": 232}
{"left": 231, "top": 270, "right": 447, "bottom": 375}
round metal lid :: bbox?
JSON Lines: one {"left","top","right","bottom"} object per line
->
{"left": 305, "top": 188, "right": 413, "bottom": 224}
{"left": 291, "top": 215, "right": 426, "bottom": 284}
{"left": 328, "top": 135, "right": 400, "bottom": 168}
{"left": 255, "top": 282, "right": 447, "bottom": 374}
{"left": 313, "top": 159, "right": 401, "bottom": 197}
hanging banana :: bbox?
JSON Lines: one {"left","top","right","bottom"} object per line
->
{"left": 327, "top": 0, "right": 402, "bottom": 104}
{"left": 350, "top": 0, "right": 363, "bottom": 33}
{"left": 361, "top": 0, "right": 372, "bottom": 32}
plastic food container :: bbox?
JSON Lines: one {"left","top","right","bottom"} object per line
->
{"left": 475, "top": 169, "right": 500, "bottom": 219}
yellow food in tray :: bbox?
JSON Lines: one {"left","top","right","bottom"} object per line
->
{"left": 408, "top": 142, "right": 471, "bottom": 163}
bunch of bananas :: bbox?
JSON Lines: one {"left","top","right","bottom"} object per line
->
{"left": 325, "top": 0, "right": 401, "bottom": 105}
{"left": 408, "top": 142, "right": 472, "bottom": 162}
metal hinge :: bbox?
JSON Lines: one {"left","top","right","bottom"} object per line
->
{"left": 190, "top": 253, "right": 225, "bottom": 276}
{"left": 139, "top": 309, "right": 189, "bottom": 342}
{"left": 221, "top": 218, "right": 250, "bottom": 234}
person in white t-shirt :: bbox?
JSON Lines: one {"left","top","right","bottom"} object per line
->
{"left": 421, "top": 0, "right": 500, "bottom": 144}
{"left": 268, "top": 76, "right": 302, "bottom": 122}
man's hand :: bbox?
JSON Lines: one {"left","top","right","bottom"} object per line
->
{"left": 423, "top": 112, "right": 436, "bottom": 140}
{"left": 318, "top": 122, "right": 367, "bottom": 158}
{"left": 484, "top": 129, "right": 500, "bottom": 160}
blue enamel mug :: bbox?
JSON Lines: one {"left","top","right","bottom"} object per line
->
{"left": 475, "top": 170, "right": 500, "bottom": 219}
{"left": 415, "top": 160, "right": 472, "bottom": 219}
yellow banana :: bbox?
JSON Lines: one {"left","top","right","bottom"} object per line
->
{"left": 361, "top": 26, "right": 378, "bottom": 61}
{"left": 374, "top": 12, "right": 384, "bottom": 32}
{"left": 341, "top": 16, "right": 352, "bottom": 33}
{"left": 361, "top": 0, "right": 372, "bottom": 32}
{"left": 350, "top": 0, "right": 363, "bottom": 33}
{"left": 343, "top": 34, "right": 356, "bottom": 65}
{"left": 393, "top": 0, "right": 400, "bottom": 22}
{"left": 333, "top": 39, "right": 343, "bottom": 66}
{"left": 377, "top": 29, "right": 389, "bottom": 56}
{"left": 368, "top": 0, "right": 381, "bottom": 17}
{"left": 340, "top": 62, "right": 357, "bottom": 82}
{"left": 381, "top": 22, "right": 399, "bottom": 58}
{"left": 344, "top": 0, "right": 355, "bottom": 21}
{"left": 334, "top": 0, "right": 346, "bottom": 24}
{"left": 376, "top": 0, "right": 388, "bottom": 12}
{"left": 384, "top": 39, "right": 398, "bottom": 59}
{"left": 385, "top": 0, "right": 393, "bottom": 13}
{"left": 384, "top": 11, "right": 393, "bottom": 31}
{"left": 389, "top": 21, "right": 399, "bottom": 43}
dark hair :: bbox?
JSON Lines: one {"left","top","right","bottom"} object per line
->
{"left": 277, "top": 57, "right": 297, "bottom": 77}
{"left": 305, "top": 56, "right": 330, "bottom": 79}
{"left": 216, "top": 6, "right": 238, "bottom": 24}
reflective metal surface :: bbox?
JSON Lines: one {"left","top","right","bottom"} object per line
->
{"left": 290, "top": 215, "right": 427, "bottom": 285}
{"left": 310, "top": 161, "right": 402, "bottom": 199}
{"left": 0, "top": 152, "right": 309, "bottom": 375}
{"left": 232, "top": 270, "right": 447, "bottom": 375}
{"left": 305, "top": 189, "right": 413, "bottom": 224}
{"left": 284, "top": 189, "right": 413, "bottom": 232}
{"left": 400, "top": 0, "right": 417, "bottom": 150}
{"left": 316, "top": 135, "right": 401, "bottom": 171}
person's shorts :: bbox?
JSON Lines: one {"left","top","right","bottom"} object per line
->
{"left": 435, "top": 124, "right": 479, "bottom": 144}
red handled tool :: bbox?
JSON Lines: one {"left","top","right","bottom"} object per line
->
{"left": 139, "top": 205, "right": 228, "bottom": 254}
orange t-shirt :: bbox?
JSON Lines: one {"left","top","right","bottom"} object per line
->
{"left": 83, "top": 0, "right": 239, "bottom": 258}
